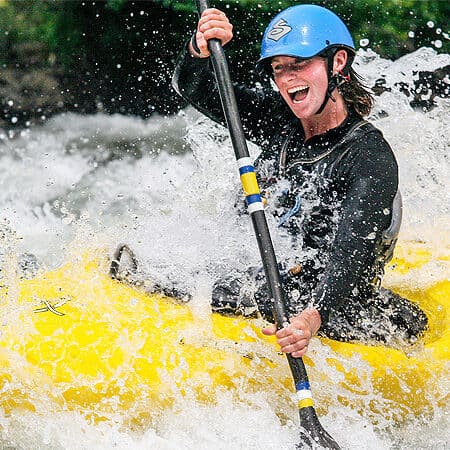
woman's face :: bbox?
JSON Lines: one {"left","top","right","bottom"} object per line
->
{"left": 271, "top": 55, "right": 329, "bottom": 119}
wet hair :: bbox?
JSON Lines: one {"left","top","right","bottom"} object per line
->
{"left": 338, "top": 67, "right": 374, "bottom": 117}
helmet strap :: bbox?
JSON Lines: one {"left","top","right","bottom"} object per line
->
{"left": 315, "top": 50, "right": 351, "bottom": 115}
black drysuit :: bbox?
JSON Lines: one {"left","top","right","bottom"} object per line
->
{"left": 172, "top": 46, "right": 427, "bottom": 344}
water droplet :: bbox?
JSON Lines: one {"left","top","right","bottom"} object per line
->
{"left": 434, "top": 40, "right": 443, "bottom": 49}
{"left": 427, "top": 21, "right": 434, "bottom": 28}
{"left": 360, "top": 38, "right": 370, "bottom": 47}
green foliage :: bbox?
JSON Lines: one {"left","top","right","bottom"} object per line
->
{"left": 1, "top": 0, "right": 447, "bottom": 65}
{"left": 0, "top": 0, "right": 58, "bottom": 62}
{"left": 145, "top": 0, "right": 449, "bottom": 60}
{"left": 106, "top": 0, "right": 128, "bottom": 12}
{"left": 325, "top": 0, "right": 450, "bottom": 57}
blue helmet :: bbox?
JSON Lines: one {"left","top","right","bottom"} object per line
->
{"left": 256, "top": 4, "right": 355, "bottom": 74}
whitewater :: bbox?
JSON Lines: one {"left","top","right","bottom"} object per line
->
{"left": 0, "top": 47, "right": 448, "bottom": 449}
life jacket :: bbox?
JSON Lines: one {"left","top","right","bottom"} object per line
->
{"left": 268, "top": 119, "right": 402, "bottom": 282}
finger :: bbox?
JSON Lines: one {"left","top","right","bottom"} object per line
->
{"left": 199, "top": 19, "right": 232, "bottom": 32}
{"left": 261, "top": 324, "right": 277, "bottom": 336}
{"left": 202, "top": 31, "right": 232, "bottom": 46}
{"left": 200, "top": 8, "right": 226, "bottom": 19}
{"left": 275, "top": 324, "right": 302, "bottom": 339}
{"left": 198, "top": 15, "right": 229, "bottom": 31}
{"left": 279, "top": 340, "right": 306, "bottom": 354}
{"left": 199, "top": 11, "right": 228, "bottom": 22}
{"left": 277, "top": 334, "right": 306, "bottom": 348}
{"left": 280, "top": 344, "right": 305, "bottom": 354}
{"left": 274, "top": 327, "right": 291, "bottom": 339}
{"left": 199, "top": 24, "right": 233, "bottom": 41}
{"left": 195, "top": 32, "right": 210, "bottom": 56}
{"left": 291, "top": 346, "right": 308, "bottom": 358}
{"left": 278, "top": 325, "right": 312, "bottom": 342}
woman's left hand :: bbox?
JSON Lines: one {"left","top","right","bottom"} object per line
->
{"left": 262, "top": 308, "right": 322, "bottom": 357}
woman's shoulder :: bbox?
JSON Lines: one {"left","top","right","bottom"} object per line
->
{"left": 334, "top": 117, "right": 398, "bottom": 184}
{"left": 343, "top": 114, "right": 395, "bottom": 159}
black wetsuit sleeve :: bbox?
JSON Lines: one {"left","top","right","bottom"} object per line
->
{"left": 314, "top": 131, "right": 398, "bottom": 325}
{"left": 172, "top": 41, "right": 280, "bottom": 146}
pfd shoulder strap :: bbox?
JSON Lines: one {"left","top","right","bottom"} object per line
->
{"left": 278, "top": 120, "right": 374, "bottom": 177}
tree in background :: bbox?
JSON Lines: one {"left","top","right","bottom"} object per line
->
{"left": 0, "top": 0, "right": 448, "bottom": 120}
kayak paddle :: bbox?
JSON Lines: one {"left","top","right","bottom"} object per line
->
{"left": 193, "top": 1, "right": 340, "bottom": 448}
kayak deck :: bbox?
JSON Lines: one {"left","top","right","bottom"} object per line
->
{"left": 0, "top": 243, "right": 448, "bottom": 424}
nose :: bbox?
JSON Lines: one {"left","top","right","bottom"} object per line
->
{"left": 277, "top": 67, "right": 298, "bottom": 85}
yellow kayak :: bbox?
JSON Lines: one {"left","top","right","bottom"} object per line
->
{"left": 0, "top": 242, "right": 448, "bottom": 426}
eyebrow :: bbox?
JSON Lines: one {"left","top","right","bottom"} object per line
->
{"left": 271, "top": 57, "right": 305, "bottom": 65}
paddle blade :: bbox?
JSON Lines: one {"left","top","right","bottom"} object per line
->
{"left": 297, "top": 407, "right": 340, "bottom": 450}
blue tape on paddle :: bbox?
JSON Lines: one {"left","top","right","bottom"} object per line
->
{"left": 296, "top": 381, "right": 311, "bottom": 391}
{"left": 238, "top": 165, "right": 254, "bottom": 175}
{"left": 246, "top": 193, "right": 262, "bottom": 204}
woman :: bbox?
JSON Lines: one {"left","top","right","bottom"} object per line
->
{"left": 172, "top": 4, "right": 427, "bottom": 357}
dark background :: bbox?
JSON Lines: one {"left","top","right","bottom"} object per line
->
{"left": 0, "top": 0, "right": 448, "bottom": 127}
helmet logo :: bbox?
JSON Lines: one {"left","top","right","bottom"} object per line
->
{"left": 267, "top": 19, "right": 292, "bottom": 41}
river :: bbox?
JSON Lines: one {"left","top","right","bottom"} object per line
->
{"left": 0, "top": 47, "right": 449, "bottom": 449}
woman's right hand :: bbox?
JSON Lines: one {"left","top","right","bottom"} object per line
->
{"left": 189, "top": 8, "right": 233, "bottom": 58}
{"left": 261, "top": 308, "right": 322, "bottom": 358}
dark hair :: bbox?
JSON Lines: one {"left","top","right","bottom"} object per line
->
{"left": 338, "top": 67, "right": 374, "bottom": 117}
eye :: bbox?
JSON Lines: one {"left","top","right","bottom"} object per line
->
{"left": 271, "top": 64, "right": 283, "bottom": 74}
{"left": 292, "top": 60, "right": 307, "bottom": 70}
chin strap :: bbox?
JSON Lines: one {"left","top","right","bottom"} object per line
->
{"left": 315, "top": 49, "right": 351, "bottom": 115}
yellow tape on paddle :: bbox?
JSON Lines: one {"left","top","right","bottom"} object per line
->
{"left": 298, "top": 398, "right": 314, "bottom": 409}
{"left": 240, "top": 172, "right": 260, "bottom": 196}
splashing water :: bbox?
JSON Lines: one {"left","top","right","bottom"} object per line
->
{"left": 0, "top": 48, "right": 449, "bottom": 449}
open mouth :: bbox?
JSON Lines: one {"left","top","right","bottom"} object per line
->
{"left": 287, "top": 86, "right": 309, "bottom": 103}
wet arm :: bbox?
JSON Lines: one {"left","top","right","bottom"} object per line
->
{"left": 314, "top": 135, "right": 398, "bottom": 325}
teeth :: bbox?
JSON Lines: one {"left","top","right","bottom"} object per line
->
{"left": 287, "top": 86, "right": 308, "bottom": 94}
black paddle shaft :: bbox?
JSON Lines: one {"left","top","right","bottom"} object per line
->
{"left": 194, "top": 1, "right": 340, "bottom": 449}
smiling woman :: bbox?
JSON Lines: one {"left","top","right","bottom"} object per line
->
{"left": 269, "top": 53, "right": 374, "bottom": 119}
{"left": 256, "top": 5, "right": 374, "bottom": 134}
{"left": 173, "top": 4, "right": 428, "bottom": 356}
{"left": 268, "top": 54, "right": 349, "bottom": 136}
